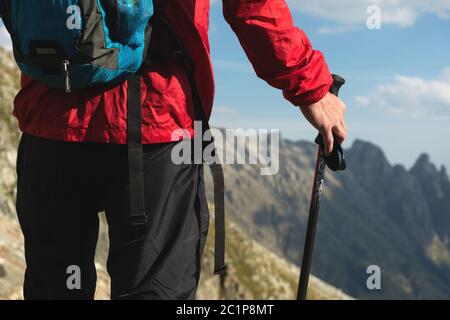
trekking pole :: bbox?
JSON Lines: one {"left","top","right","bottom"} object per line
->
{"left": 297, "top": 74, "right": 346, "bottom": 300}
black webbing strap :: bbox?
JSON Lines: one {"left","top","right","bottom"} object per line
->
{"left": 177, "top": 42, "right": 227, "bottom": 277}
{"left": 210, "top": 163, "right": 226, "bottom": 275}
{"left": 127, "top": 75, "right": 148, "bottom": 227}
{"left": 149, "top": 3, "right": 227, "bottom": 276}
{"left": 182, "top": 56, "right": 226, "bottom": 276}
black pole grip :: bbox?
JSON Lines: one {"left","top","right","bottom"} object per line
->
{"left": 330, "top": 74, "right": 345, "bottom": 97}
{"left": 315, "top": 74, "right": 346, "bottom": 172}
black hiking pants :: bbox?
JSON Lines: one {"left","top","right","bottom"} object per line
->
{"left": 15, "top": 134, "right": 210, "bottom": 300}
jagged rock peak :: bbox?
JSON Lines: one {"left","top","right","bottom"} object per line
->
{"left": 411, "top": 153, "right": 438, "bottom": 176}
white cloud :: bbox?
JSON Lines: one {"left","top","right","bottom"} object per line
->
{"left": 362, "top": 68, "right": 450, "bottom": 118}
{"left": 443, "top": 68, "right": 450, "bottom": 82}
{"left": 214, "top": 106, "right": 239, "bottom": 116}
{"left": 354, "top": 96, "right": 370, "bottom": 108}
{"left": 287, "top": 0, "right": 450, "bottom": 30}
{"left": 317, "top": 25, "right": 359, "bottom": 34}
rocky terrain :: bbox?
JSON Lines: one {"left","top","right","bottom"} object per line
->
{"left": 0, "top": 211, "right": 351, "bottom": 300}
{"left": 206, "top": 132, "right": 450, "bottom": 299}
{"left": 1, "top": 47, "right": 449, "bottom": 300}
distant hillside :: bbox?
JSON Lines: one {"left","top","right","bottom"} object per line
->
{"left": 197, "top": 220, "right": 351, "bottom": 300}
{"left": 0, "top": 48, "right": 20, "bottom": 147}
{"left": 0, "top": 211, "right": 351, "bottom": 300}
{"left": 1, "top": 46, "right": 449, "bottom": 300}
{"left": 0, "top": 47, "right": 19, "bottom": 228}
{"left": 206, "top": 133, "right": 450, "bottom": 299}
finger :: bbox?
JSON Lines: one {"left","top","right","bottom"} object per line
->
{"left": 339, "top": 100, "right": 347, "bottom": 113}
{"left": 340, "top": 120, "right": 348, "bottom": 143}
{"left": 321, "top": 127, "right": 334, "bottom": 156}
{"left": 341, "top": 119, "right": 348, "bottom": 132}
{"left": 332, "top": 125, "right": 346, "bottom": 144}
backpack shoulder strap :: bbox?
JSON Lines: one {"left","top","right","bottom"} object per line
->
{"left": 149, "top": 0, "right": 227, "bottom": 278}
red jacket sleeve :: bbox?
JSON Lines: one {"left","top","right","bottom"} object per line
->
{"left": 223, "top": 0, "right": 333, "bottom": 106}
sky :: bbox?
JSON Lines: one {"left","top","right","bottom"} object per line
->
{"left": 208, "top": 0, "right": 450, "bottom": 171}
{"left": 1, "top": 0, "right": 449, "bottom": 170}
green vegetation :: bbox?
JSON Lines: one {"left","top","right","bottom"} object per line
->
{"left": 197, "top": 218, "right": 351, "bottom": 300}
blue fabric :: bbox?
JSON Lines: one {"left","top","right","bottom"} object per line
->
{"left": 9, "top": 0, "right": 154, "bottom": 89}
{"left": 12, "top": 0, "right": 83, "bottom": 56}
{"left": 98, "top": 0, "right": 154, "bottom": 73}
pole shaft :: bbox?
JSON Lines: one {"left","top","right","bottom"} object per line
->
{"left": 297, "top": 149, "right": 326, "bottom": 300}
{"left": 297, "top": 74, "right": 345, "bottom": 300}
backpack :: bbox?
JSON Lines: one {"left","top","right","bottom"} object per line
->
{"left": 0, "top": 0, "right": 154, "bottom": 92}
{"left": 1, "top": 0, "right": 227, "bottom": 280}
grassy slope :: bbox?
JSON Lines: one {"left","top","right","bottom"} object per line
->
{"left": 197, "top": 219, "right": 351, "bottom": 300}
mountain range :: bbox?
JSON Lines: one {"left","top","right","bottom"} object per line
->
{"left": 1, "top": 47, "right": 449, "bottom": 299}
{"left": 205, "top": 132, "right": 450, "bottom": 299}
{"left": 0, "top": 47, "right": 349, "bottom": 300}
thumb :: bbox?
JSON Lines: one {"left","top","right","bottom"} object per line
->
{"left": 322, "top": 128, "right": 334, "bottom": 156}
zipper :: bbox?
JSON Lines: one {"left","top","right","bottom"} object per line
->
{"left": 62, "top": 59, "right": 71, "bottom": 93}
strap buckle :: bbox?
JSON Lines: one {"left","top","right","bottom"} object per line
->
{"left": 214, "top": 264, "right": 229, "bottom": 277}
{"left": 131, "top": 213, "right": 148, "bottom": 227}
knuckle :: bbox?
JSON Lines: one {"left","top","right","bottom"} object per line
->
{"left": 321, "top": 123, "right": 332, "bottom": 132}
{"left": 319, "top": 125, "right": 328, "bottom": 134}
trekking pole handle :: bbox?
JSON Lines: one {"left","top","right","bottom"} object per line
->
{"left": 330, "top": 74, "right": 345, "bottom": 97}
{"left": 315, "top": 74, "right": 346, "bottom": 172}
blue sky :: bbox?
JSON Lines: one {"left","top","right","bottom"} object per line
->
{"left": 208, "top": 0, "right": 450, "bottom": 171}
{"left": 1, "top": 1, "right": 449, "bottom": 170}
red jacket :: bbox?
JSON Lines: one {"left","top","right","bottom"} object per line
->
{"left": 13, "top": 0, "right": 332, "bottom": 144}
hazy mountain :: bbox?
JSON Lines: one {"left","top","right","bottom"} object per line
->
{"left": 1, "top": 47, "right": 448, "bottom": 300}
{"left": 205, "top": 134, "right": 450, "bottom": 299}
